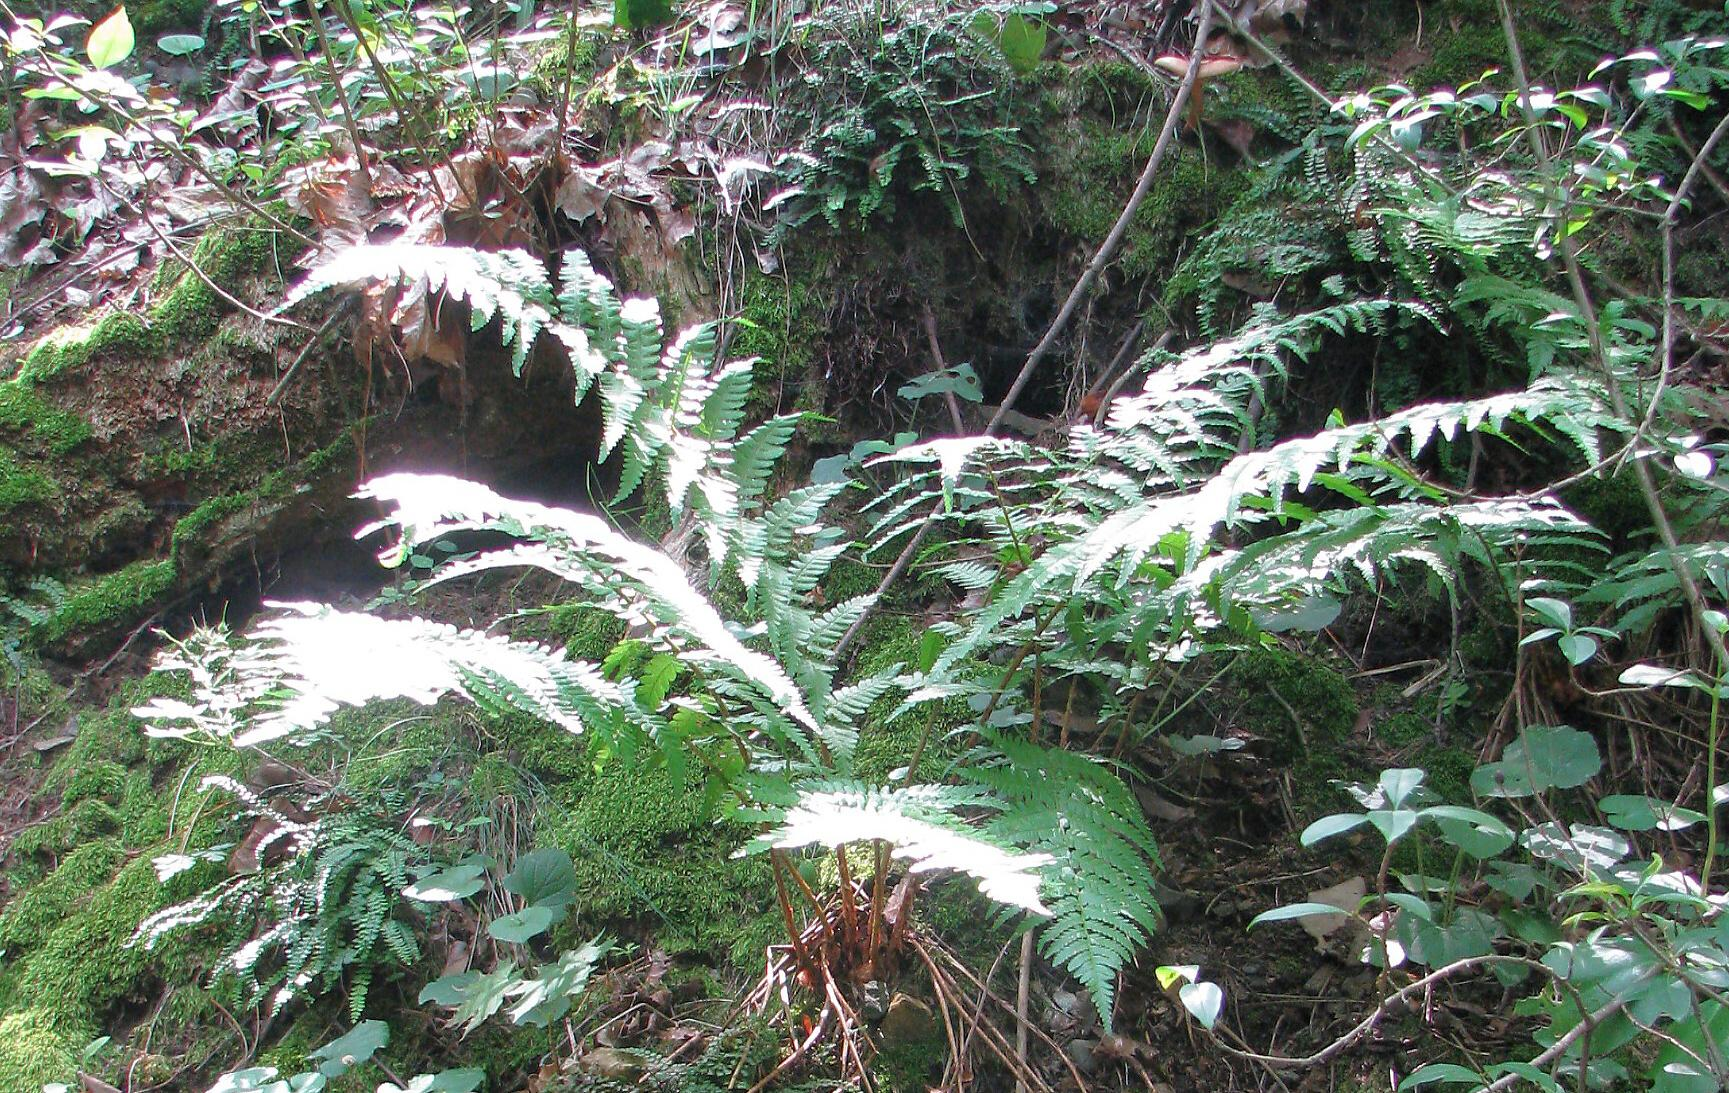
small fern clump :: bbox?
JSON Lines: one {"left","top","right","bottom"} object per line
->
{"left": 132, "top": 774, "right": 424, "bottom": 1021}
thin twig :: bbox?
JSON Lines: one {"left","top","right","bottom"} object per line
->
{"left": 986, "top": 2, "right": 1217, "bottom": 437}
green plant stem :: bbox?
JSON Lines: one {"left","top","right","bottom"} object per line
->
{"left": 1705, "top": 677, "right": 1721, "bottom": 891}
{"left": 1497, "top": 1, "right": 1729, "bottom": 884}
{"left": 304, "top": 0, "right": 375, "bottom": 191}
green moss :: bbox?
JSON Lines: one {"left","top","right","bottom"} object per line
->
{"left": 1230, "top": 647, "right": 1361, "bottom": 819}
{"left": 0, "top": 448, "right": 53, "bottom": 512}
{"left": 540, "top": 736, "right": 777, "bottom": 968}
{"left": 555, "top": 606, "right": 628, "bottom": 662}
{"left": 0, "top": 839, "right": 125, "bottom": 951}
{"left": 1041, "top": 123, "right": 1239, "bottom": 281}
{"left": 847, "top": 614, "right": 969, "bottom": 782}
{"left": 10, "top": 798, "right": 123, "bottom": 858}
{"left": 39, "top": 558, "right": 176, "bottom": 642}
{"left": 133, "top": 0, "right": 207, "bottom": 35}
{"left": 150, "top": 228, "right": 282, "bottom": 340}
{"left": 733, "top": 267, "right": 826, "bottom": 395}
{"left": 0, "top": 1008, "right": 85, "bottom": 1092}
{"left": 12, "top": 854, "right": 205, "bottom": 1022}
{"left": 34, "top": 431, "right": 354, "bottom": 645}
{"left": 61, "top": 759, "right": 129, "bottom": 806}
{"left": 0, "top": 384, "right": 94, "bottom": 453}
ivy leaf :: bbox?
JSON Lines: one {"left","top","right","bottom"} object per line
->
{"left": 502, "top": 848, "right": 577, "bottom": 909}
{"left": 310, "top": 1021, "right": 388, "bottom": 1078}
{"left": 86, "top": 7, "right": 135, "bottom": 69}
{"left": 487, "top": 905, "right": 561, "bottom": 944}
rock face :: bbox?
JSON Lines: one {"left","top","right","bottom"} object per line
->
{"left": 0, "top": 237, "right": 605, "bottom": 653}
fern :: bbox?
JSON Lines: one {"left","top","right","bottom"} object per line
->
{"left": 963, "top": 735, "right": 1161, "bottom": 1020}
{"left": 131, "top": 777, "right": 427, "bottom": 1020}
{"left": 280, "top": 244, "right": 556, "bottom": 372}
{"left": 737, "top": 781, "right": 1053, "bottom": 915}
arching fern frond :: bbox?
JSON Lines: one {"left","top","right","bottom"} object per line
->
{"left": 737, "top": 781, "right": 1054, "bottom": 916}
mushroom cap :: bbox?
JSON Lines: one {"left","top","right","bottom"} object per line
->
{"left": 1150, "top": 51, "right": 1246, "bottom": 79}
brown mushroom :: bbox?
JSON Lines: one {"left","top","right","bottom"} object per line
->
{"left": 1151, "top": 35, "right": 1247, "bottom": 131}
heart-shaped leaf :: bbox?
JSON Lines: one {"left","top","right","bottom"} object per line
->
{"left": 502, "top": 848, "right": 577, "bottom": 909}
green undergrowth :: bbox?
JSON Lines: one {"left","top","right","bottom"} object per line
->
{"left": 537, "top": 730, "right": 780, "bottom": 969}
{"left": 0, "top": 673, "right": 240, "bottom": 1091}
{"left": 730, "top": 266, "right": 827, "bottom": 416}
{"left": 1228, "top": 646, "right": 1362, "bottom": 820}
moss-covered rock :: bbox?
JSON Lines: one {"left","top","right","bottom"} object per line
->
{"left": 538, "top": 734, "right": 779, "bottom": 969}
{"left": 0, "top": 1006, "right": 86, "bottom": 1092}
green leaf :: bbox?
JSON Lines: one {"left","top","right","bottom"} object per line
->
{"left": 403, "top": 863, "right": 486, "bottom": 902}
{"left": 206, "top": 1070, "right": 283, "bottom": 1093}
{"left": 505, "top": 938, "right": 611, "bottom": 1025}
{"left": 1525, "top": 597, "right": 1572, "bottom": 629}
{"left": 1367, "top": 808, "right": 1420, "bottom": 844}
{"left": 1253, "top": 595, "right": 1341, "bottom": 633}
{"left": 1154, "top": 964, "right": 1199, "bottom": 990}
{"left": 502, "top": 848, "right": 577, "bottom": 908}
{"left": 309, "top": 1021, "right": 388, "bottom": 1078}
{"left": 379, "top": 1072, "right": 487, "bottom": 1093}
{"left": 1651, "top": 1001, "right": 1729, "bottom": 1093}
{"left": 1471, "top": 725, "right": 1599, "bottom": 798}
{"left": 487, "top": 904, "right": 561, "bottom": 944}
{"left": 1428, "top": 808, "right": 1516, "bottom": 858}
{"left": 423, "top": 965, "right": 518, "bottom": 1033}
{"left": 1379, "top": 768, "right": 1426, "bottom": 808}
{"left": 157, "top": 32, "right": 204, "bottom": 54}
{"left": 1556, "top": 632, "right": 1598, "bottom": 665}
{"left": 1300, "top": 813, "right": 1366, "bottom": 846}
{"left": 1598, "top": 795, "right": 1703, "bottom": 832}
{"left": 1399, "top": 1063, "right": 1486, "bottom": 1089}
{"left": 86, "top": 7, "right": 135, "bottom": 68}
{"left": 1249, "top": 902, "right": 1359, "bottom": 929}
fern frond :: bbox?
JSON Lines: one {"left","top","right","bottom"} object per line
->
{"left": 738, "top": 781, "right": 1053, "bottom": 915}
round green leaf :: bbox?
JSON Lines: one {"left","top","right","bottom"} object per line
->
{"left": 310, "top": 1020, "right": 389, "bottom": 1078}
{"left": 487, "top": 904, "right": 560, "bottom": 943}
{"left": 1599, "top": 795, "right": 1704, "bottom": 832}
{"left": 157, "top": 32, "right": 204, "bottom": 55}
{"left": 86, "top": 6, "right": 135, "bottom": 69}
{"left": 403, "top": 863, "right": 486, "bottom": 902}
{"left": 1472, "top": 725, "right": 1600, "bottom": 798}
